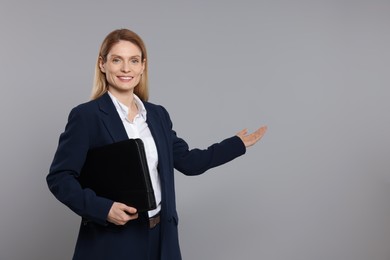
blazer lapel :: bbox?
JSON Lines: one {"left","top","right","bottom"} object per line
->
{"left": 144, "top": 103, "right": 170, "bottom": 173}
{"left": 145, "top": 104, "right": 165, "bottom": 157}
{"left": 97, "top": 93, "right": 128, "bottom": 143}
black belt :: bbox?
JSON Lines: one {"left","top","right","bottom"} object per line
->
{"left": 149, "top": 213, "right": 160, "bottom": 229}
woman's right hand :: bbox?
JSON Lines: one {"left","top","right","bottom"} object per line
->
{"left": 107, "top": 202, "right": 138, "bottom": 225}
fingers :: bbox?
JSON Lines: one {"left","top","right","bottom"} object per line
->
{"left": 107, "top": 202, "right": 138, "bottom": 225}
{"left": 254, "top": 126, "right": 268, "bottom": 139}
{"left": 124, "top": 206, "right": 137, "bottom": 215}
{"left": 251, "top": 125, "right": 267, "bottom": 144}
{"left": 236, "top": 128, "right": 248, "bottom": 137}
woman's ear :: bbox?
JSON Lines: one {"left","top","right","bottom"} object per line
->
{"left": 99, "top": 56, "right": 105, "bottom": 73}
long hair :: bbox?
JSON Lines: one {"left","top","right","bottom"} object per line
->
{"left": 91, "top": 29, "right": 149, "bottom": 101}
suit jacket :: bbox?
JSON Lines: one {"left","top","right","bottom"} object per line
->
{"left": 47, "top": 93, "right": 246, "bottom": 260}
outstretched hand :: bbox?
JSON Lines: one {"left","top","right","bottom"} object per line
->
{"left": 237, "top": 125, "right": 268, "bottom": 148}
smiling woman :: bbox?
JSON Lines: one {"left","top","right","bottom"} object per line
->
{"left": 99, "top": 41, "right": 145, "bottom": 107}
{"left": 46, "top": 28, "right": 267, "bottom": 260}
{"left": 92, "top": 29, "right": 149, "bottom": 102}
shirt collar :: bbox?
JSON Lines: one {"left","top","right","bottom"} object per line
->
{"left": 107, "top": 91, "right": 147, "bottom": 120}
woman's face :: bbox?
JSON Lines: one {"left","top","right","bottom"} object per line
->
{"left": 100, "top": 40, "right": 145, "bottom": 95}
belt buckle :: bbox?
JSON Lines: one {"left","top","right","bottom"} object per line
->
{"left": 149, "top": 214, "right": 160, "bottom": 229}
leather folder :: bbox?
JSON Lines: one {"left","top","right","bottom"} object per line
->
{"left": 78, "top": 138, "right": 157, "bottom": 212}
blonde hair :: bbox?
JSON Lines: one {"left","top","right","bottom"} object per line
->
{"left": 91, "top": 29, "right": 149, "bottom": 101}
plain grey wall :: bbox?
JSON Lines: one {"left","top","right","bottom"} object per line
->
{"left": 1, "top": 0, "right": 389, "bottom": 259}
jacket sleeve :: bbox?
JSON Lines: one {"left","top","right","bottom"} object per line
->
{"left": 159, "top": 106, "right": 247, "bottom": 176}
{"left": 46, "top": 106, "right": 113, "bottom": 225}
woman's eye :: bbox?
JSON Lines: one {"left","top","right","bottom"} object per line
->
{"left": 131, "top": 59, "right": 140, "bottom": 64}
{"left": 112, "top": 58, "right": 121, "bottom": 63}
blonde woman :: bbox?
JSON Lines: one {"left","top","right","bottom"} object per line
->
{"left": 47, "top": 28, "right": 267, "bottom": 260}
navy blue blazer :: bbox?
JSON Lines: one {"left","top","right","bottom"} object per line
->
{"left": 47, "top": 93, "right": 246, "bottom": 260}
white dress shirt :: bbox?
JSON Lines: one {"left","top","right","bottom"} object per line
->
{"left": 108, "top": 91, "right": 161, "bottom": 217}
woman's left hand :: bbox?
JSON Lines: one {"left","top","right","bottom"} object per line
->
{"left": 237, "top": 125, "right": 268, "bottom": 148}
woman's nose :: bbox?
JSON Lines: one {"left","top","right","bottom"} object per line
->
{"left": 121, "top": 61, "right": 131, "bottom": 72}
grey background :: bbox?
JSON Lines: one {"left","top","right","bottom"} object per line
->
{"left": 1, "top": 0, "right": 389, "bottom": 259}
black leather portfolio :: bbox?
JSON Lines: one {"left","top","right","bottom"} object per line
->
{"left": 78, "top": 138, "right": 157, "bottom": 212}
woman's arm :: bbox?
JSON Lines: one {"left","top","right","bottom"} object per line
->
{"left": 46, "top": 107, "right": 113, "bottom": 226}
{"left": 158, "top": 106, "right": 267, "bottom": 176}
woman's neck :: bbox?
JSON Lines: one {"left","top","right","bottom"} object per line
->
{"left": 108, "top": 89, "right": 135, "bottom": 108}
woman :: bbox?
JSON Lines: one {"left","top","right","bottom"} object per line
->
{"left": 47, "top": 28, "right": 267, "bottom": 260}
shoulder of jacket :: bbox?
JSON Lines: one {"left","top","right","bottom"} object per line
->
{"left": 73, "top": 95, "right": 104, "bottom": 111}
{"left": 68, "top": 98, "right": 101, "bottom": 118}
{"left": 143, "top": 101, "right": 163, "bottom": 112}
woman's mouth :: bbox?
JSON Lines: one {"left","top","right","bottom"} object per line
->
{"left": 118, "top": 76, "right": 134, "bottom": 82}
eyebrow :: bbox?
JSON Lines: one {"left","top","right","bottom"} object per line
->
{"left": 110, "top": 54, "right": 142, "bottom": 59}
